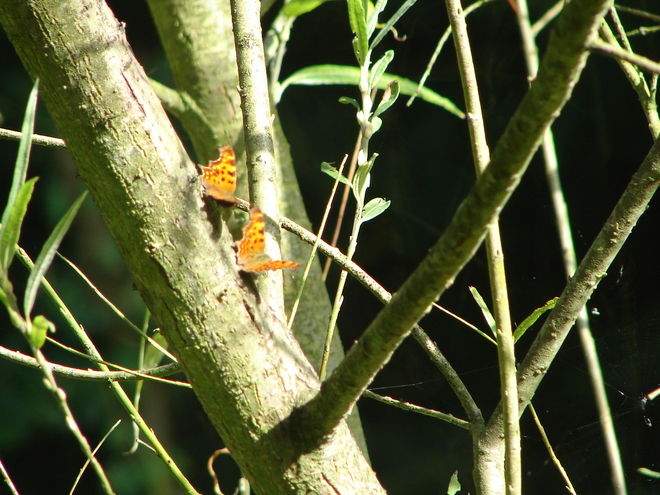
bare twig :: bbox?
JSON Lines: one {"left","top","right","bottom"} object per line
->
{"left": 0, "top": 345, "right": 183, "bottom": 382}
{"left": 363, "top": 390, "right": 470, "bottom": 429}
{"left": 588, "top": 38, "right": 660, "bottom": 74}
{"left": 0, "top": 127, "right": 65, "bottom": 148}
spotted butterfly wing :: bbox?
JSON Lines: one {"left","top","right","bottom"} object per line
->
{"left": 200, "top": 145, "right": 237, "bottom": 204}
{"left": 237, "top": 208, "right": 300, "bottom": 272}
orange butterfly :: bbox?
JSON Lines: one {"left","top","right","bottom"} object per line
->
{"left": 200, "top": 145, "right": 237, "bottom": 204}
{"left": 237, "top": 208, "right": 300, "bottom": 272}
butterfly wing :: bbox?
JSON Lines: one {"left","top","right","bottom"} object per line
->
{"left": 237, "top": 208, "right": 300, "bottom": 272}
{"left": 238, "top": 208, "right": 266, "bottom": 265}
{"left": 201, "top": 145, "right": 237, "bottom": 203}
{"left": 247, "top": 260, "right": 301, "bottom": 272}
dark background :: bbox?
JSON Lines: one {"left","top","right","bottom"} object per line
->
{"left": 2, "top": 1, "right": 660, "bottom": 494}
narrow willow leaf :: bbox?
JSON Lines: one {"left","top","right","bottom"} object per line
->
{"left": 279, "top": 65, "right": 464, "bottom": 117}
{"left": 447, "top": 471, "right": 461, "bottom": 495}
{"left": 353, "top": 166, "right": 371, "bottom": 203}
{"left": 338, "top": 96, "right": 360, "bottom": 110}
{"left": 23, "top": 191, "right": 88, "bottom": 318}
{"left": 1, "top": 79, "right": 39, "bottom": 254}
{"left": 346, "top": 0, "right": 369, "bottom": 64}
{"left": 367, "top": 0, "right": 388, "bottom": 37}
{"left": 370, "top": 0, "right": 418, "bottom": 50}
{"left": 0, "top": 177, "right": 39, "bottom": 271}
{"left": 469, "top": 286, "right": 496, "bottom": 335}
{"left": 369, "top": 50, "right": 394, "bottom": 90}
{"left": 143, "top": 330, "right": 169, "bottom": 369}
{"left": 283, "top": 0, "right": 330, "bottom": 17}
{"left": 513, "top": 297, "right": 559, "bottom": 343}
{"left": 352, "top": 154, "right": 378, "bottom": 202}
{"left": 361, "top": 197, "right": 390, "bottom": 222}
{"left": 29, "top": 314, "right": 55, "bottom": 349}
{"left": 366, "top": 115, "right": 382, "bottom": 138}
{"left": 373, "top": 79, "right": 400, "bottom": 118}
{"left": 321, "top": 162, "right": 353, "bottom": 187}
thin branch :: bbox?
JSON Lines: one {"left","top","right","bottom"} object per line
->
{"left": 229, "top": 0, "right": 286, "bottom": 318}
{"left": 614, "top": 3, "right": 660, "bottom": 23}
{"left": 363, "top": 390, "right": 470, "bottom": 429}
{"left": 0, "top": 459, "right": 20, "bottom": 495}
{"left": 407, "top": 0, "right": 496, "bottom": 107}
{"left": 448, "top": 0, "right": 519, "bottom": 489}
{"left": 0, "top": 127, "right": 65, "bottom": 147}
{"left": 589, "top": 38, "right": 660, "bottom": 74}
{"left": 531, "top": 1, "right": 565, "bottom": 38}
{"left": 598, "top": 20, "right": 660, "bottom": 138}
{"left": 0, "top": 345, "right": 183, "bottom": 382}
{"left": 410, "top": 327, "right": 483, "bottom": 427}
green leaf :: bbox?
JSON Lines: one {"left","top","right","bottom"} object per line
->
{"left": 361, "top": 197, "right": 390, "bottom": 222}
{"left": 346, "top": 0, "right": 369, "bottom": 64}
{"left": 321, "top": 162, "right": 353, "bottom": 187}
{"left": 279, "top": 65, "right": 465, "bottom": 117}
{"left": 367, "top": 0, "right": 387, "bottom": 37}
{"left": 469, "top": 286, "right": 496, "bottom": 335}
{"left": 352, "top": 153, "right": 378, "bottom": 202}
{"left": 0, "top": 177, "right": 38, "bottom": 272}
{"left": 23, "top": 191, "right": 88, "bottom": 318}
{"left": 1, "top": 79, "right": 39, "bottom": 267}
{"left": 370, "top": 0, "right": 418, "bottom": 50}
{"left": 29, "top": 314, "right": 55, "bottom": 349}
{"left": 283, "top": 0, "right": 331, "bottom": 17}
{"left": 369, "top": 50, "right": 394, "bottom": 90}
{"left": 366, "top": 116, "right": 382, "bottom": 138}
{"left": 373, "top": 79, "right": 400, "bottom": 119}
{"left": 447, "top": 470, "right": 461, "bottom": 495}
{"left": 143, "top": 329, "right": 169, "bottom": 369}
{"left": 339, "top": 96, "right": 360, "bottom": 110}
{"left": 513, "top": 297, "right": 559, "bottom": 343}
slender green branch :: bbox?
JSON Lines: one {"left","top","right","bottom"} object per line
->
{"left": 410, "top": 327, "right": 483, "bottom": 427}
{"left": 363, "top": 390, "right": 470, "bottom": 429}
{"left": 447, "top": 0, "right": 518, "bottom": 491}
{"left": 599, "top": 21, "right": 660, "bottom": 136}
{"left": 613, "top": 4, "right": 660, "bottom": 23}
{"left": 0, "top": 345, "right": 182, "bottom": 381}
{"left": 589, "top": 38, "right": 660, "bottom": 74}
{"left": 528, "top": 403, "right": 577, "bottom": 495}
{"left": 230, "top": 0, "right": 287, "bottom": 318}
{"left": 0, "top": 127, "right": 65, "bottom": 147}
{"left": 531, "top": 1, "right": 565, "bottom": 38}
{"left": 0, "top": 459, "right": 19, "bottom": 495}
{"left": 408, "top": 0, "right": 496, "bottom": 107}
